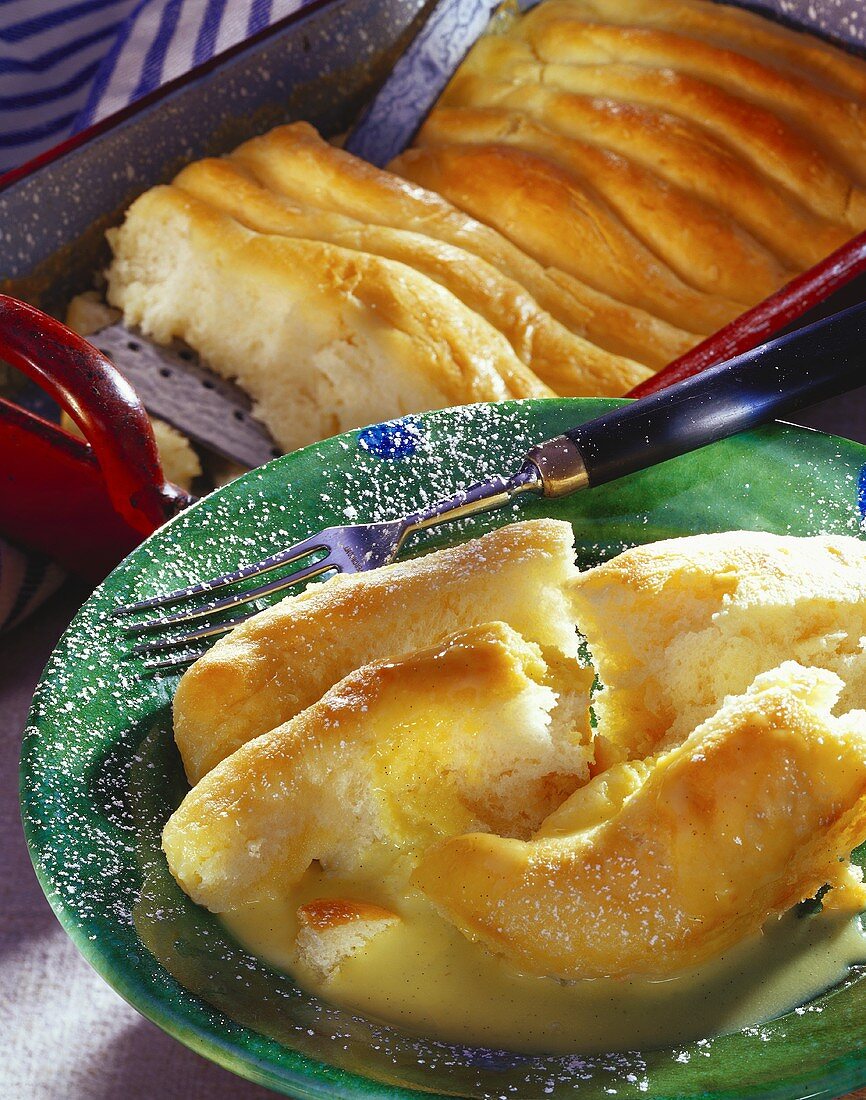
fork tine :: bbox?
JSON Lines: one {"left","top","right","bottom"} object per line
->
{"left": 129, "top": 562, "right": 340, "bottom": 656}
{"left": 124, "top": 560, "right": 338, "bottom": 634}
{"left": 112, "top": 532, "right": 328, "bottom": 617}
{"left": 130, "top": 610, "right": 262, "bottom": 657}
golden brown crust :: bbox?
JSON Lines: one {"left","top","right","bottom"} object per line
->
{"left": 440, "top": 68, "right": 850, "bottom": 269}
{"left": 297, "top": 898, "right": 399, "bottom": 932}
{"left": 414, "top": 665, "right": 866, "bottom": 980}
{"left": 516, "top": 52, "right": 864, "bottom": 228}
{"left": 527, "top": 0, "right": 866, "bottom": 101}
{"left": 392, "top": 143, "right": 743, "bottom": 333}
{"left": 106, "top": 184, "right": 551, "bottom": 453}
{"left": 518, "top": 11, "right": 866, "bottom": 185}
{"left": 438, "top": 9, "right": 866, "bottom": 272}
{"left": 295, "top": 899, "right": 400, "bottom": 979}
{"left": 416, "top": 106, "right": 791, "bottom": 302}
{"left": 172, "top": 518, "right": 581, "bottom": 783}
{"left": 173, "top": 155, "right": 650, "bottom": 397}
{"left": 235, "top": 121, "right": 697, "bottom": 369}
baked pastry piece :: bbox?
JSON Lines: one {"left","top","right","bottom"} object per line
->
{"left": 526, "top": 0, "right": 866, "bottom": 101}
{"left": 105, "top": 116, "right": 696, "bottom": 444}
{"left": 296, "top": 899, "right": 400, "bottom": 980}
{"left": 229, "top": 122, "right": 697, "bottom": 370}
{"left": 173, "top": 518, "right": 581, "bottom": 783}
{"left": 392, "top": 143, "right": 744, "bottom": 333}
{"left": 394, "top": 0, "right": 866, "bottom": 345}
{"left": 414, "top": 107, "right": 790, "bottom": 303}
{"left": 106, "top": 184, "right": 551, "bottom": 454}
{"left": 171, "top": 154, "right": 651, "bottom": 397}
{"left": 435, "top": 73, "right": 851, "bottom": 271}
{"left": 163, "top": 621, "right": 594, "bottom": 913}
{"left": 517, "top": 2, "right": 866, "bottom": 193}
{"left": 569, "top": 531, "right": 866, "bottom": 761}
{"left": 415, "top": 662, "right": 866, "bottom": 980}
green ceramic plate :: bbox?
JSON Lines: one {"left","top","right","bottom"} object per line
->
{"left": 20, "top": 399, "right": 866, "bottom": 1100}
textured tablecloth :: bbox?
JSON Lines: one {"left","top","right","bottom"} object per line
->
{"left": 4, "top": 390, "right": 866, "bottom": 1099}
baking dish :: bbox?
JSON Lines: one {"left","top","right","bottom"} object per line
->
{"left": 1, "top": 0, "right": 865, "bottom": 574}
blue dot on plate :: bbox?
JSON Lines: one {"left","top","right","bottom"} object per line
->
{"left": 858, "top": 464, "right": 866, "bottom": 518}
{"left": 357, "top": 417, "right": 423, "bottom": 460}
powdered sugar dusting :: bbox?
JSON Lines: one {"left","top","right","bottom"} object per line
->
{"left": 20, "top": 401, "right": 866, "bottom": 1098}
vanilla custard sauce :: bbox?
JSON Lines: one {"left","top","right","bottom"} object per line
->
{"left": 220, "top": 863, "right": 866, "bottom": 1054}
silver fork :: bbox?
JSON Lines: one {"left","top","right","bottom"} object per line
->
{"left": 115, "top": 302, "right": 866, "bottom": 670}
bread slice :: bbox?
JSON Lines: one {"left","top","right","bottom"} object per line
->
{"left": 162, "top": 621, "right": 594, "bottom": 913}
{"left": 296, "top": 899, "right": 400, "bottom": 980}
{"left": 105, "top": 185, "right": 550, "bottom": 454}
{"left": 173, "top": 518, "right": 581, "bottom": 783}
{"left": 414, "top": 662, "right": 866, "bottom": 980}
{"left": 569, "top": 531, "right": 866, "bottom": 762}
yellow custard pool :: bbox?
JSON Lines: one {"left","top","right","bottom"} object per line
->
{"left": 220, "top": 864, "right": 866, "bottom": 1054}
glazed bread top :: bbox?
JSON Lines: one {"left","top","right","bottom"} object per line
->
{"left": 393, "top": 0, "right": 866, "bottom": 346}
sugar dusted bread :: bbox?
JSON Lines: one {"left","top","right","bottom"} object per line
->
{"left": 173, "top": 518, "right": 581, "bottom": 783}
{"left": 165, "top": 524, "right": 866, "bottom": 987}
{"left": 570, "top": 531, "right": 866, "bottom": 761}
{"left": 414, "top": 663, "right": 866, "bottom": 981}
{"left": 296, "top": 899, "right": 400, "bottom": 980}
{"left": 162, "top": 621, "right": 594, "bottom": 913}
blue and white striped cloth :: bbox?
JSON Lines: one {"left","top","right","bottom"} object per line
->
{"left": 0, "top": 0, "right": 309, "bottom": 175}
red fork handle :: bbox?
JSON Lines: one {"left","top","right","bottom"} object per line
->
{"left": 0, "top": 296, "right": 191, "bottom": 580}
{"left": 629, "top": 231, "right": 866, "bottom": 398}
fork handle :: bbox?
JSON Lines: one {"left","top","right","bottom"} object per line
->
{"left": 525, "top": 302, "right": 866, "bottom": 497}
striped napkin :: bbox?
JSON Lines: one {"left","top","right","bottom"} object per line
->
{"left": 0, "top": 0, "right": 310, "bottom": 626}
{"left": 0, "top": 0, "right": 309, "bottom": 174}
